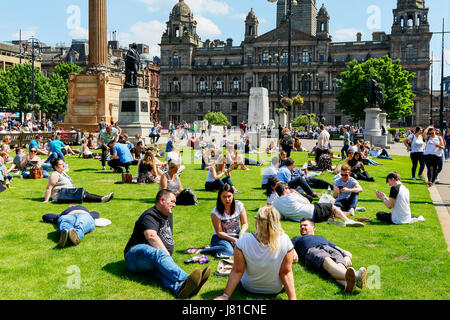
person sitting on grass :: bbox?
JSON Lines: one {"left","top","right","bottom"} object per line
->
{"left": 205, "top": 156, "right": 239, "bottom": 193}
{"left": 266, "top": 177, "right": 280, "bottom": 206}
{"left": 261, "top": 156, "right": 280, "bottom": 189}
{"left": 130, "top": 141, "right": 146, "bottom": 165}
{"left": 28, "top": 135, "right": 48, "bottom": 155}
{"left": 333, "top": 165, "right": 365, "bottom": 216}
{"left": 276, "top": 158, "right": 319, "bottom": 199}
{"left": 273, "top": 182, "right": 364, "bottom": 227}
{"left": 124, "top": 189, "right": 211, "bottom": 299}
{"left": 291, "top": 218, "right": 367, "bottom": 294}
{"left": 185, "top": 183, "right": 248, "bottom": 258}
{"left": 81, "top": 138, "right": 100, "bottom": 159}
{"left": 43, "top": 158, "right": 114, "bottom": 203}
{"left": 375, "top": 172, "right": 412, "bottom": 225}
{"left": 0, "top": 154, "right": 14, "bottom": 189}
{"left": 107, "top": 139, "right": 134, "bottom": 174}
{"left": 47, "top": 133, "right": 67, "bottom": 162}
{"left": 348, "top": 152, "right": 375, "bottom": 182}
{"left": 214, "top": 206, "right": 297, "bottom": 300}
{"left": 137, "top": 150, "right": 161, "bottom": 184}
{"left": 20, "top": 147, "right": 51, "bottom": 179}
{"left": 368, "top": 144, "right": 393, "bottom": 160}
{"left": 42, "top": 205, "right": 101, "bottom": 248}
{"left": 159, "top": 160, "right": 183, "bottom": 198}
{"left": 1, "top": 135, "right": 14, "bottom": 163}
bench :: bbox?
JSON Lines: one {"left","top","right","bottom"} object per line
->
{"left": 0, "top": 132, "right": 79, "bottom": 148}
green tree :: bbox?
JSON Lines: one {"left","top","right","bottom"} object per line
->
{"left": 0, "top": 70, "right": 18, "bottom": 109}
{"left": 336, "top": 55, "right": 415, "bottom": 122}
{"left": 52, "top": 62, "right": 83, "bottom": 81}
{"left": 292, "top": 113, "right": 318, "bottom": 128}
{"left": 204, "top": 112, "right": 230, "bottom": 125}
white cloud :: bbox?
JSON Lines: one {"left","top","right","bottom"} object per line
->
{"left": 195, "top": 15, "right": 221, "bottom": 37}
{"left": 147, "top": 7, "right": 160, "bottom": 13}
{"left": 11, "top": 27, "right": 38, "bottom": 40}
{"left": 334, "top": 28, "right": 363, "bottom": 41}
{"left": 119, "top": 20, "right": 166, "bottom": 57}
{"left": 232, "top": 13, "right": 247, "bottom": 20}
{"left": 69, "top": 27, "right": 88, "bottom": 39}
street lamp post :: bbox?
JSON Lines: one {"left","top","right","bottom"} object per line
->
{"left": 268, "top": 0, "right": 297, "bottom": 127}
{"left": 26, "top": 37, "right": 42, "bottom": 121}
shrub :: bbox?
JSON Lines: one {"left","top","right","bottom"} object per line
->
{"left": 204, "top": 112, "right": 229, "bottom": 125}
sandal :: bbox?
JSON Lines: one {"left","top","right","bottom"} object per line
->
{"left": 184, "top": 248, "right": 202, "bottom": 254}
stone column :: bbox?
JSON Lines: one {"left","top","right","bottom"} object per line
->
{"left": 89, "top": 0, "right": 108, "bottom": 69}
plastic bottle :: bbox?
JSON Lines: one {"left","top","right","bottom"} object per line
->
{"left": 327, "top": 185, "right": 332, "bottom": 195}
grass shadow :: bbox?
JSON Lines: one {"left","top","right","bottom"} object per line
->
{"left": 102, "top": 260, "right": 167, "bottom": 292}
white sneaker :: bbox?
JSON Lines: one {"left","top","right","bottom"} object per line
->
{"left": 356, "top": 207, "right": 366, "bottom": 212}
{"left": 327, "top": 218, "right": 345, "bottom": 227}
{"left": 435, "top": 179, "right": 440, "bottom": 184}
{"left": 356, "top": 267, "right": 367, "bottom": 289}
{"left": 345, "top": 220, "right": 364, "bottom": 227}
{"left": 348, "top": 208, "right": 355, "bottom": 216}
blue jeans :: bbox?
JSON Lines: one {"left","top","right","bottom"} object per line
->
{"left": 335, "top": 193, "right": 359, "bottom": 211}
{"left": 47, "top": 152, "right": 65, "bottom": 163}
{"left": 205, "top": 177, "right": 233, "bottom": 191}
{"left": 445, "top": 145, "right": 450, "bottom": 160}
{"left": 58, "top": 212, "right": 95, "bottom": 240}
{"left": 289, "top": 176, "right": 315, "bottom": 197}
{"left": 341, "top": 144, "right": 349, "bottom": 160}
{"left": 22, "top": 169, "right": 50, "bottom": 179}
{"left": 437, "top": 155, "right": 444, "bottom": 175}
{"left": 124, "top": 244, "right": 189, "bottom": 295}
{"left": 200, "top": 234, "right": 235, "bottom": 257}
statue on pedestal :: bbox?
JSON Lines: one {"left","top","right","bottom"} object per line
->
{"left": 369, "top": 75, "right": 384, "bottom": 109}
{"left": 125, "top": 43, "right": 140, "bottom": 88}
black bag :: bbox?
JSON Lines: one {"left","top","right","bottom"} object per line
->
{"left": 176, "top": 189, "right": 198, "bottom": 206}
{"left": 57, "top": 188, "right": 85, "bottom": 204}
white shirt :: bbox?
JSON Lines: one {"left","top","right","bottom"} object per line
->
{"left": 261, "top": 165, "right": 279, "bottom": 186}
{"left": 267, "top": 192, "right": 279, "bottom": 205}
{"left": 390, "top": 184, "right": 412, "bottom": 225}
{"left": 273, "top": 192, "right": 314, "bottom": 222}
{"left": 424, "top": 136, "right": 442, "bottom": 156}
{"left": 211, "top": 200, "right": 244, "bottom": 237}
{"left": 349, "top": 145, "right": 358, "bottom": 153}
{"left": 317, "top": 130, "right": 330, "bottom": 149}
{"left": 237, "top": 233, "right": 294, "bottom": 295}
{"left": 407, "top": 134, "right": 425, "bottom": 153}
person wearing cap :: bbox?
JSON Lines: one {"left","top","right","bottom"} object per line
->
{"left": 291, "top": 218, "right": 367, "bottom": 293}
{"left": 42, "top": 205, "right": 100, "bottom": 248}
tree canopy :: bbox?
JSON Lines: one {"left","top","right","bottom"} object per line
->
{"left": 204, "top": 112, "right": 229, "bottom": 125}
{"left": 336, "top": 55, "right": 415, "bottom": 122}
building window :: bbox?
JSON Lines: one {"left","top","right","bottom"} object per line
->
{"left": 216, "top": 78, "right": 223, "bottom": 91}
{"left": 172, "top": 77, "right": 180, "bottom": 93}
{"left": 173, "top": 53, "right": 180, "bottom": 66}
{"left": 262, "top": 50, "right": 269, "bottom": 64}
{"left": 199, "top": 78, "right": 207, "bottom": 91}
{"left": 262, "top": 76, "right": 270, "bottom": 90}
{"left": 301, "top": 50, "right": 311, "bottom": 63}
{"left": 282, "top": 75, "right": 288, "bottom": 92}
{"left": 233, "top": 77, "right": 240, "bottom": 91}
{"left": 248, "top": 55, "right": 253, "bottom": 64}
{"left": 197, "top": 102, "right": 203, "bottom": 113}
{"left": 169, "top": 102, "right": 180, "bottom": 113}
{"left": 281, "top": 50, "right": 288, "bottom": 64}
{"left": 405, "top": 44, "right": 416, "bottom": 59}
{"left": 232, "top": 102, "right": 238, "bottom": 112}
{"left": 214, "top": 102, "right": 220, "bottom": 111}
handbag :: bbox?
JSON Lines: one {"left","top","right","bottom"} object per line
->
{"left": 30, "top": 167, "right": 44, "bottom": 179}
{"left": 57, "top": 188, "right": 85, "bottom": 204}
{"left": 122, "top": 173, "right": 133, "bottom": 183}
{"left": 176, "top": 188, "right": 198, "bottom": 206}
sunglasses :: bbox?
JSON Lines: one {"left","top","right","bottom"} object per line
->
{"left": 341, "top": 174, "right": 349, "bottom": 177}
{"left": 30, "top": 150, "right": 37, "bottom": 153}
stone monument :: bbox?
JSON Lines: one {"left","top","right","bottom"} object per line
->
{"left": 118, "top": 45, "right": 152, "bottom": 143}
{"left": 364, "top": 75, "right": 388, "bottom": 148}
{"left": 248, "top": 88, "right": 270, "bottom": 129}
{"left": 63, "top": 0, "right": 123, "bottom": 132}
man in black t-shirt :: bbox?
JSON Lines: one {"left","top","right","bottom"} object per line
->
{"left": 124, "top": 189, "right": 211, "bottom": 299}
{"left": 130, "top": 141, "right": 145, "bottom": 165}
{"left": 291, "top": 218, "right": 367, "bottom": 293}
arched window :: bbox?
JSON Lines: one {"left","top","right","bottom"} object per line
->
{"left": 175, "top": 27, "right": 180, "bottom": 38}
{"left": 173, "top": 52, "right": 180, "bottom": 66}
{"left": 248, "top": 26, "right": 254, "bottom": 36}
{"left": 172, "top": 77, "right": 180, "bottom": 93}
{"left": 407, "top": 15, "right": 414, "bottom": 27}
{"left": 199, "top": 77, "right": 207, "bottom": 91}
{"left": 400, "top": 16, "right": 405, "bottom": 28}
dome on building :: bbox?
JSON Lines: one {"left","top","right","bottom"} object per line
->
{"left": 172, "top": 0, "right": 191, "bottom": 17}
{"left": 318, "top": 4, "right": 328, "bottom": 16}
{"left": 246, "top": 8, "right": 257, "bottom": 20}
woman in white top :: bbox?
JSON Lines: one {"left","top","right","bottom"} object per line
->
{"left": 422, "top": 126, "right": 445, "bottom": 186}
{"left": 204, "top": 155, "right": 238, "bottom": 193}
{"left": 214, "top": 206, "right": 296, "bottom": 300}
{"left": 184, "top": 183, "right": 248, "bottom": 257}
{"left": 403, "top": 126, "right": 425, "bottom": 180}
{"left": 266, "top": 177, "right": 280, "bottom": 206}
{"left": 43, "top": 158, "right": 113, "bottom": 203}
{"left": 159, "top": 160, "right": 183, "bottom": 196}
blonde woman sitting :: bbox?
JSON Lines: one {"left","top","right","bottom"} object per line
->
{"left": 214, "top": 206, "right": 297, "bottom": 300}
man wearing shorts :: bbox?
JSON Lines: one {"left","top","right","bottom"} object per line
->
{"left": 273, "top": 183, "right": 364, "bottom": 227}
{"left": 291, "top": 218, "right": 367, "bottom": 293}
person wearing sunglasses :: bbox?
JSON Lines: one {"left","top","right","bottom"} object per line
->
{"left": 423, "top": 126, "right": 445, "bottom": 187}
{"left": 20, "top": 148, "right": 51, "bottom": 179}
{"left": 333, "top": 165, "right": 366, "bottom": 216}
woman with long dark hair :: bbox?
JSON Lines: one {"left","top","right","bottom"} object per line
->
{"left": 184, "top": 184, "right": 248, "bottom": 258}
{"left": 404, "top": 126, "right": 425, "bottom": 180}
{"left": 423, "top": 126, "right": 445, "bottom": 187}
{"left": 348, "top": 152, "right": 375, "bottom": 182}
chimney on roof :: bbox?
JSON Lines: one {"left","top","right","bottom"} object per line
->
{"left": 357, "top": 32, "right": 362, "bottom": 42}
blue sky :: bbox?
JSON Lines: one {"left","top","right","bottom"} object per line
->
{"left": 1, "top": 0, "right": 449, "bottom": 84}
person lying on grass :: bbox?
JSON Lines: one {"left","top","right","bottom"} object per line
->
{"left": 185, "top": 183, "right": 248, "bottom": 257}
{"left": 291, "top": 218, "right": 367, "bottom": 294}
{"left": 273, "top": 182, "right": 364, "bottom": 227}
{"left": 42, "top": 205, "right": 103, "bottom": 248}
{"left": 214, "top": 206, "right": 296, "bottom": 300}
{"left": 124, "top": 189, "right": 211, "bottom": 299}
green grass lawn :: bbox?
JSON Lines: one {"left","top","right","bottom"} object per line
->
{"left": 0, "top": 147, "right": 449, "bottom": 300}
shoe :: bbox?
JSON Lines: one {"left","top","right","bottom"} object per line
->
{"left": 356, "top": 267, "right": 367, "bottom": 289}
{"left": 58, "top": 229, "right": 69, "bottom": 248}
{"left": 344, "top": 267, "right": 356, "bottom": 293}
{"left": 348, "top": 208, "right": 355, "bottom": 216}
{"left": 418, "top": 175, "right": 424, "bottom": 181}
{"left": 435, "top": 179, "right": 440, "bottom": 184}
{"left": 356, "top": 207, "right": 366, "bottom": 212}
{"left": 327, "top": 218, "right": 345, "bottom": 227}
{"left": 68, "top": 228, "right": 80, "bottom": 246}
{"left": 101, "top": 192, "right": 114, "bottom": 203}
{"left": 190, "top": 266, "right": 211, "bottom": 297}
{"left": 345, "top": 220, "right": 364, "bottom": 227}
{"left": 177, "top": 269, "right": 202, "bottom": 299}
{"left": 412, "top": 177, "right": 416, "bottom": 181}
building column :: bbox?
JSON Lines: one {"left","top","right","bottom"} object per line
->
{"left": 89, "top": 0, "right": 108, "bottom": 68}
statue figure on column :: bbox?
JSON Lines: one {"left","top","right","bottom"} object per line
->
{"left": 369, "top": 75, "right": 384, "bottom": 109}
{"left": 125, "top": 43, "right": 140, "bottom": 88}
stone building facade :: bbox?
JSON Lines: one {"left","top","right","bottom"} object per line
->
{"left": 159, "top": 0, "right": 432, "bottom": 127}
{"left": 0, "top": 41, "right": 41, "bottom": 72}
